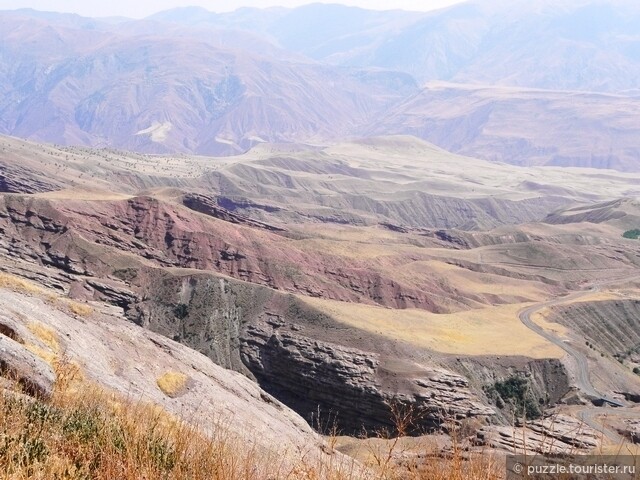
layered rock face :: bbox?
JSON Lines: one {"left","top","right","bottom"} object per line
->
{"left": 0, "top": 194, "right": 443, "bottom": 311}
{"left": 242, "top": 319, "right": 494, "bottom": 433}
{"left": 453, "top": 356, "right": 571, "bottom": 424}
{"left": 132, "top": 272, "right": 494, "bottom": 434}
{"left": 547, "top": 299, "right": 640, "bottom": 359}
{"left": 476, "top": 414, "right": 599, "bottom": 454}
{"left": 0, "top": 164, "right": 60, "bottom": 194}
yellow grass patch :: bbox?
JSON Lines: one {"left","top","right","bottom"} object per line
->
{"left": 405, "top": 260, "right": 547, "bottom": 300}
{"left": 301, "top": 297, "right": 563, "bottom": 359}
{"left": 25, "top": 321, "right": 60, "bottom": 364}
{"left": 0, "top": 272, "right": 45, "bottom": 295}
{"left": 24, "top": 343, "right": 57, "bottom": 364}
{"left": 157, "top": 371, "right": 189, "bottom": 398}
{"left": 563, "top": 291, "right": 625, "bottom": 305}
{"left": 63, "top": 299, "right": 94, "bottom": 317}
{"left": 28, "top": 321, "right": 60, "bottom": 353}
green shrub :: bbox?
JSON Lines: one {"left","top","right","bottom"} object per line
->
{"left": 622, "top": 229, "right": 640, "bottom": 239}
{"left": 63, "top": 407, "right": 101, "bottom": 443}
{"left": 485, "top": 375, "right": 542, "bottom": 420}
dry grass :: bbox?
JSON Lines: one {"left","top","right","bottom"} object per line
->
{"left": 0, "top": 360, "right": 506, "bottom": 480}
{"left": 388, "top": 451, "right": 501, "bottom": 480}
{"left": 410, "top": 260, "right": 546, "bottom": 300}
{"left": 301, "top": 296, "right": 562, "bottom": 358}
{"left": 0, "top": 272, "right": 45, "bottom": 295}
{"left": 23, "top": 344, "right": 57, "bottom": 366}
{"left": 0, "top": 273, "right": 93, "bottom": 319}
{"left": 63, "top": 299, "right": 94, "bottom": 317}
{"left": 0, "top": 360, "right": 357, "bottom": 480}
{"left": 334, "top": 407, "right": 502, "bottom": 480}
{"left": 24, "top": 322, "right": 60, "bottom": 364}
{"left": 157, "top": 371, "right": 189, "bottom": 398}
{"left": 27, "top": 322, "right": 59, "bottom": 353}
{"left": 530, "top": 311, "right": 572, "bottom": 338}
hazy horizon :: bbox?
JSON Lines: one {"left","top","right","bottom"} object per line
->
{"left": 2, "top": 0, "right": 466, "bottom": 18}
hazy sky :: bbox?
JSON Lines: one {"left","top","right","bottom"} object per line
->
{"left": 2, "top": 0, "right": 465, "bottom": 18}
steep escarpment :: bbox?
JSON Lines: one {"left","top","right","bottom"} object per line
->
{"left": 242, "top": 318, "right": 494, "bottom": 434}
{"left": 129, "top": 269, "right": 494, "bottom": 434}
{"left": 547, "top": 299, "right": 640, "bottom": 360}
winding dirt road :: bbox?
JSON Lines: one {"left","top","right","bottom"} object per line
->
{"left": 518, "top": 274, "right": 640, "bottom": 441}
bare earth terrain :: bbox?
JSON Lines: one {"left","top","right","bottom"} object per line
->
{"left": 0, "top": 134, "right": 639, "bottom": 470}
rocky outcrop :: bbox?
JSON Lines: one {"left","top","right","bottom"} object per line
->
{"left": 618, "top": 419, "right": 640, "bottom": 443}
{"left": 0, "top": 164, "right": 59, "bottom": 194}
{"left": 0, "top": 327, "right": 55, "bottom": 399}
{"left": 0, "top": 287, "right": 347, "bottom": 466}
{"left": 241, "top": 319, "right": 494, "bottom": 434}
{"left": 182, "top": 193, "right": 286, "bottom": 232}
{"left": 476, "top": 414, "right": 599, "bottom": 454}
{"left": 451, "top": 356, "right": 571, "bottom": 424}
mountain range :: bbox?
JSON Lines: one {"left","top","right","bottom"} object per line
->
{"left": 2, "top": 1, "right": 640, "bottom": 170}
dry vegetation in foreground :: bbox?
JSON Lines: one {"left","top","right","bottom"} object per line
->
{"left": 0, "top": 360, "right": 351, "bottom": 480}
{"left": 0, "top": 358, "right": 504, "bottom": 480}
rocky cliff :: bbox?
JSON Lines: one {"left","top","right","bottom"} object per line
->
{"left": 130, "top": 269, "right": 494, "bottom": 434}
{"left": 242, "top": 318, "right": 494, "bottom": 434}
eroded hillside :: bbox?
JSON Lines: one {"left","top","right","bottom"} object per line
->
{"left": 1, "top": 136, "right": 639, "bottom": 451}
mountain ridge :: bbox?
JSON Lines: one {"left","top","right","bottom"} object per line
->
{"left": 2, "top": 1, "right": 640, "bottom": 170}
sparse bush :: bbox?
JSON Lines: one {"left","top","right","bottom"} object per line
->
{"left": 485, "top": 375, "right": 541, "bottom": 420}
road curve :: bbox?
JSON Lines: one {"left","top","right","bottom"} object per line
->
{"left": 518, "top": 274, "right": 640, "bottom": 440}
{"left": 519, "top": 275, "right": 640, "bottom": 403}
{"left": 519, "top": 293, "right": 601, "bottom": 399}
